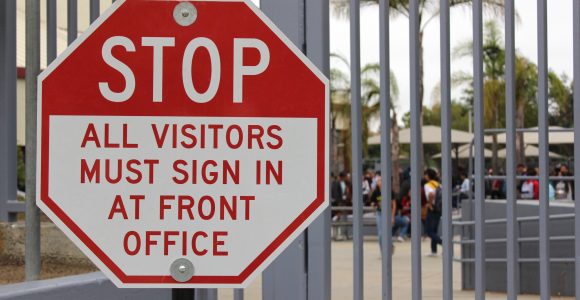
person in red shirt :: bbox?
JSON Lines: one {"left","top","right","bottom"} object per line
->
{"left": 521, "top": 167, "right": 539, "bottom": 200}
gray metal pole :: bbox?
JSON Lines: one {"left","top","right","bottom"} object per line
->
{"left": 349, "top": 0, "right": 364, "bottom": 299}
{"left": 536, "top": 1, "right": 551, "bottom": 298}
{"left": 409, "top": 1, "right": 422, "bottom": 300}
{"left": 504, "top": 0, "right": 520, "bottom": 298}
{"left": 233, "top": 289, "right": 243, "bottom": 300}
{"left": 260, "top": 0, "right": 308, "bottom": 299}
{"left": 465, "top": 139, "right": 475, "bottom": 290}
{"left": 195, "top": 289, "right": 216, "bottom": 300}
{"left": 573, "top": 0, "right": 580, "bottom": 296}
{"left": 472, "top": 0, "right": 486, "bottom": 299}
{"left": 305, "top": 0, "right": 332, "bottom": 298}
{"left": 90, "top": 0, "right": 100, "bottom": 23}
{"left": 25, "top": 0, "right": 41, "bottom": 281}
{"left": 439, "top": 0, "right": 452, "bottom": 298}
{"left": 47, "top": 0, "right": 56, "bottom": 64}
{"left": 378, "top": 0, "right": 392, "bottom": 299}
{"left": 0, "top": 0, "right": 17, "bottom": 223}
{"left": 67, "top": 0, "right": 77, "bottom": 45}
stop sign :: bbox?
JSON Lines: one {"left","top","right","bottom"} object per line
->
{"left": 37, "top": 0, "right": 328, "bottom": 287}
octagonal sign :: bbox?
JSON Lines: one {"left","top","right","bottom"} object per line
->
{"left": 37, "top": 0, "right": 328, "bottom": 288}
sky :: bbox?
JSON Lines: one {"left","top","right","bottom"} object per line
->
{"left": 328, "top": 0, "right": 575, "bottom": 127}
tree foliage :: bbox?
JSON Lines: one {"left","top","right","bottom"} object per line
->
{"left": 330, "top": 54, "right": 400, "bottom": 172}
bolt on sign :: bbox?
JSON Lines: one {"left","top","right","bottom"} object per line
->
{"left": 37, "top": 0, "right": 328, "bottom": 288}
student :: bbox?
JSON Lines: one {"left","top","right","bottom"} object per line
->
{"left": 396, "top": 190, "right": 411, "bottom": 241}
{"left": 423, "top": 168, "right": 442, "bottom": 256}
{"left": 455, "top": 172, "right": 470, "bottom": 207}
{"left": 370, "top": 178, "right": 404, "bottom": 251}
{"left": 557, "top": 164, "right": 574, "bottom": 200}
{"left": 521, "top": 167, "right": 539, "bottom": 200}
{"left": 516, "top": 164, "right": 527, "bottom": 198}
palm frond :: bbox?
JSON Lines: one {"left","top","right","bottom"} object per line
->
{"left": 330, "top": 53, "right": 350, "bottom": 68}
{"left": 451, "top": 71, "right": 473, "bottom": 86}
{"left": 449, "top": 0, "right": 520, "bottom": 21}
{"left": 331, "top": 0, "right": 410, "bottom": 19}
{"left": 430, "top": 71, "right": 473, "bottom": 103}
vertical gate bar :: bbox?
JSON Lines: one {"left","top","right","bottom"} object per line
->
{"left": 46, "top": 0, "right": 56, "bottom": 64}
{"left": 349, "top": 0, "right": 364, "bottom": 299}
{"left": 466, "top": 139, "right": 475, "bottom": 289}
{"left": 0, "top": 0, "right": 17, "bottom": 223}
{"left": 260, "top": 0, "right": 308, "bottom": 299}
{"left": 472, "top": 0, "right": 486, "bottom": 299}
{"left": 378, "top": 0, "right": 392, "bottom": 298}
{"left": 574, "top": 0, "right": 580, "bottom": 296}
{"left": 90, "top": 0, "right": 100, "bottom": 23}
{"left": 207, "top": 288, "right": 217, "bottom": 300}
{"left": 409, "top": 0, "right": 422, "bottom": 299}
{"left": 439, "top": 0, "right": 452, "bottom": 298}
{"left": 25, "top": 0, "right": 41, "bottom": 281}
{"left": 233, "top": 289, "right": 243, "bottom": 300}
{"left": 504, "top": 0, "right": 519, "bottom": 298}
{"left": 536, "top": 0, "right": 551, "bottom": 298}
{"left": 305, "top": 0, "right": 332, "bottom": 298}
{"left": 67, "top": 0, "right": 77, "bottom": 45}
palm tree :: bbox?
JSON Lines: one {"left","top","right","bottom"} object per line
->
{"left": 333, "top": 0, "right": 507, "bottom": 146}
{"left": 451, "top": 21, "right": 541, "bottom": 165}
{"left": 330, "top": 54, "right": 400, "bottom": 189}
{"left": 453, "top": 21, "right": 506, "bottom": 170}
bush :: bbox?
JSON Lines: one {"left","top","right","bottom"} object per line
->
{"left": 17, "top": 146, "right": 25, "bottom": 192}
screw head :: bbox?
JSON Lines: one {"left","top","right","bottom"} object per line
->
{"left": 173, "top": 2, "right": 197, "bottom": 27}
{"left": 170, "top": 258, "right": 194, "bottom": 282}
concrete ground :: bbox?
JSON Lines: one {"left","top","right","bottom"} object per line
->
{"left": 220, "top": 238, "right": 573, "bottom": 299}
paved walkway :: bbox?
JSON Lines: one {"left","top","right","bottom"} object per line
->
{"left": 220, "top": 238, "right": 572, "bottom": 299}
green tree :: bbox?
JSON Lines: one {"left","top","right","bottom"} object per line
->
{"left": 358, "top": 63, "right": 402, "bottom": 192}
{"left": 428, "top": 19, "right": 571, "bottom": 166}
{"left": 452, "top": 21, "right": 570, "bottom": 164}
{"left": 547, "top": 75, "right": 573, "bottom": 127}
{"left": 453, "top": 21, "right": 506, "bottom": 170}
{"left": 330, "top": 54, "right": 400, "bottom": 188}
{"left": 405, "top": 101, "right": 471, "bottom": 131}
{"left": 333, "top": 0, "right": 506, "bottom": 163}
{"left": 401, "top": 101, "right": 472, "bottom": 167}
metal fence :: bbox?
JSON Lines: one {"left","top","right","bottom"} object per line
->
{"left": 348, "top": 1, "right": 579, "bottom": 300}
{"left": 1, "top": 0, "right": 580, "bottom": 299}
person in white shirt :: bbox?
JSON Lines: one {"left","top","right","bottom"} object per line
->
{"left": 424, "top": 168, "right": 442, "bottom": 256}
{"left": 459, "top": 172, "right": 470, "bottom": 195}
{"left": 362, "top": 175, "right": 371, "bottom": 204}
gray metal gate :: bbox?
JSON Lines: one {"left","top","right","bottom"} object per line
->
{"left": 1, "top": 0, "right": 580, "bottom": 299}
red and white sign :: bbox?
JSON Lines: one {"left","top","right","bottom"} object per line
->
{"left": 37, "top": 0, "right": 328, "bottom": 288}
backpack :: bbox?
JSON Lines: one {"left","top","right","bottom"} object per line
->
{"left": 433, "top": 185, "right": 443, "bottom": 214}
{"left": 428, "top": 181, "right": 443, "bottom": 214}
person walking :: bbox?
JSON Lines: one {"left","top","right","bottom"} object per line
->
{"left": 370, "top": 178, "right": 401, "bottom": 252}
{"left": 424, "top": 168, "right": 442, "bottom": 256}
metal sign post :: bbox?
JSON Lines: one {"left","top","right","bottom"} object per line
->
{"left": 172, "top": 289, "right": 194, "bottom": 300}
